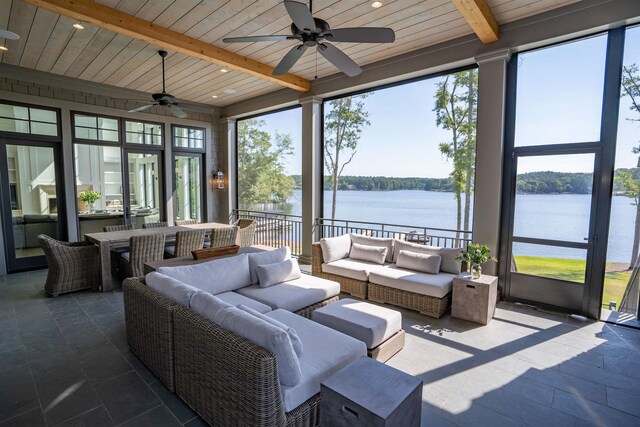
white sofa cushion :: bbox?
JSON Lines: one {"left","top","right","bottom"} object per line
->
{"left": 396, "top": 250, "right": 441, "bottom": 274}
{"left": 256, "top": 258, "right": 302, "bottom": 288}
{"left": 393, "top": 239, "right": 462, "bottom": 274}
{"left": 236, "top": 275, "right": 340, "bottom": 312}
{"left": 312, "top": 298, "right": 402, "bottom": 349}
{"left": 368, "top": 266, "right": 456, "bottom": 299}
{"left": 349, "top": 243, "right": 387, "bottom": 265}
{"left": 321, "top": 258, "right": 387, "bottom": 281}
{"left": 145, "top": 272, "right": 200, "bottom": 306}
{"left": 215, "top": 291, "right": 272, "bottom": 313}
{"left": 247, "top": 247, "right": 291, "bottom": 285}
{"left": 218, "top": 306, "right": 302, "bottom": 386}
{"left": 268, "top": 309, "right": 366, "bottom": 412}
{"left": 350, "top": 234, "right": 394, "bottom": 263}
{"left": 319, "top": 234, "right": 351, "bottom": 263}
{"left": 190, "top": 291, "right": 235, "bottom": 324}
{"left": 237, "top": 304, "right": 303, "bottom": 356}
{"left": 157, "top": 254, "right": 250, "bottom": 294}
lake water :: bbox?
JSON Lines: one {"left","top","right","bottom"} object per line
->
{"left": 269, "top": 189, "right": 636, "bottom": 263}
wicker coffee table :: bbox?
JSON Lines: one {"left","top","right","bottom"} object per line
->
{"left": 312, "top": 298, "right": 405, "bottom": 362}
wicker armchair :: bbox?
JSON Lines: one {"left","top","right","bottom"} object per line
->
{"left": 234, "top": 218, "right": 257, "bottom": 247}
{"left": 38, "top": 234, "right": 100, "bottom": 297}
{"left": 120, "top": 233, "right": 166, "bottom": 278}
{"left": 103, "top": 224, "right": 133, "bottom": 232}
{"left": 143, "top": 222, "right": 168, "bottom": 229}
{"left": 175, "top": 219, "right": 199, "bottom": 226}
{"left": 209, "top": 225, "right": 239, "bottom": 248}
{"left": 165, "top": 229, "right": 206, "bottom": 258}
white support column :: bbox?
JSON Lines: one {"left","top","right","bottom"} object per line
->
{"left": 299, "top": 96, "right": 323, "bottom": 265}
{"left": 473, "top": 49, "right": 511, "bottom": 276}
{"left": 219, "top": 117, "right": 237, "bottom": 222}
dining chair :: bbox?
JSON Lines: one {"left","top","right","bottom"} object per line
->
{"left": 143, "top": 222, "right": 169, "bottom": 229}
{"left": 119, "top": 233, "right": 166, "bottom": 278}
{"left": 165, "top": 229, "right": 206, "bottom": 258}
{"left": 208, "top": 225, "right": 239, "bottom": 248}
{"left": 175, "top": 219, "right": 199, "bottom": 226}
{"left": 234, "top": 218, "right": 257, "bottom": 247}
{"left": 104, "top": 224, "right": 133, "bottom": 232}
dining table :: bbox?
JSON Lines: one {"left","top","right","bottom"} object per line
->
{"left": 84, "top": 222, "right": 232, "bottom": 291}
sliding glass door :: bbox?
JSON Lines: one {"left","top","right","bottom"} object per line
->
{"left": 125, "top": 150, "right": 162, "bottom": 229}
{"left": 173, "top": 154, "right": 202, "bottom": 223}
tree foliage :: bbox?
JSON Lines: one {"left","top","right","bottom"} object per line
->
{"left": 324, "top": 94, "right": 371, "bottom": 220}
{"left": 237, "top": 118, "right": 295, "bottom": 208}
{"left": 434, "top": 70, "right": 477, "bottom": 238}
{"left": 516, "top": 171, "right": 593, "bottom": 194}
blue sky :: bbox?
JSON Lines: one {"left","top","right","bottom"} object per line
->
{"left": 255, "top": 26, "right": 640, "bottom": 178}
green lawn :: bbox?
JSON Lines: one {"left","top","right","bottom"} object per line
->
{"left": 514, "top": 256, "right": 631, "bottom": 307}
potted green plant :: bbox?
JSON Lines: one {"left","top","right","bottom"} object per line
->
{"left": 79, "top": 190, "right": 101, "bottom": 214}
{"left": 458, "top": 243, "right": 497, "bottom": 279}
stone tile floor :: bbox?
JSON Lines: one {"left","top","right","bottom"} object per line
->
{"left": 1, "top": 269, "right": 640, "bottom": 426}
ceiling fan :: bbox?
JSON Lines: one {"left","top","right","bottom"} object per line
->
{"left": 0, "top": 28, "right": 20, "bottom": 40}
{"left": 128, "top": 50, "right": 188, "bottom": 119}
{"left": 223, "top": 0, "right": 395, "bottom": 77}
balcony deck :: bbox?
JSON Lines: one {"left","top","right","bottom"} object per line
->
{"left": 1, "top": 269, "right": 639, "bottom": 426}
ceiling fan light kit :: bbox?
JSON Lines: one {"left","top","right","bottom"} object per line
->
{"left": 223, "top": 0, "right": 395, "bottom": 77}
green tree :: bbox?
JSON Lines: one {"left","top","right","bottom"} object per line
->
{"left": 324, "top": 94, "right": 371, "bottom": 221}
{"left": 620, "top": 64, "right": 640, "bottom": 266}
{"left": 434, "top": 70, "right": 477, "bottom": 241}
{"left": 237, "top": 119, "right": 295, "bottom": 209}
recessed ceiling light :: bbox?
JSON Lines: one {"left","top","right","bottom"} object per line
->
{"left": 371, "top": 1, "right": 383, "bottom": 8}
{"left": 220, "top": 68, "right": 228, "bottom": 73}
{"left": 223, "top": 89, "right": 237, "bottom": 94}
{"left": 0, "top": 46, "right": 7, "bottom": 51}
{"left": 73, "top": 23, "right": 85, "bottom": 30}
{"left": 211, "top": 95, "right": 218, "bottom": 98}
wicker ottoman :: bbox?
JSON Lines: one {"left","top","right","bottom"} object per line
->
{"left": 312, "top": 299, "right": 405, "bottom": 363}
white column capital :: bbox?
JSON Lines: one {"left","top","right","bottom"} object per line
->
{"left": 299, "top": 95, "right": 323, "bottom": 106}
{"left": 219, "top": 116, "right": 237, "bottom": 125}
{"left": 475, "top": 49, "right": 511, "bottom": 65}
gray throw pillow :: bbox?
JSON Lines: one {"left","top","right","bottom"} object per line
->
{"left": 350, "top": 234, "right": 394, "bottom": 263}
{"left": 349, "top": 242, "right": 387, "bottom": 265}
{"left": 393, "top": 239, "right": 462, "bottom": 274}
{"left": 237, "top": 304, "right": 303, "bottom": 357}
{"left": 396, "top": 250, "right": 442, "bottom": 274}
{"left": 247, "top": 247, "right": 291, "bottom": 285}
{"left": 255, "top": 258, "right": 302, "bottom": 288}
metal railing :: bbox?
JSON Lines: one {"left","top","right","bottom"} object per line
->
{"left": 232, "top": 209, "right": 303, "bottom": 256}
{"left": 315, "top": 217, "right": 472, "bottom": 249}
{"left": 619, "top": 255, "right": 640, "bottom": 319}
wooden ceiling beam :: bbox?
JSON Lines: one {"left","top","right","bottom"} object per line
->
{"left": 451, "top": 0, "right": 499, "bottom": 43}
{"left": 21, "top": 0, "right": 311, "bottom": 92}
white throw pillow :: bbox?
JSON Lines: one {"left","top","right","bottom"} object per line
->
{"left": 237, "top": 304, "right": 303, "bottom": 357}
{"left": 350, "top": 234, "right": 394, "bottom": 262}
{"left": 190, "top": 291, "right": 235, "bottom": 324}
{"left": 157, "top": 254, "right": 251, "bottom": 294}
{"left": 219, "top": 306, "right": 302, "bottom": 386}
{"left": 255, "top": 258, "right": 302, "bottom": 288}
{"left": 396, "top": 250, "right": 442, "bottom": 274}
{"left": 247, "top": 247, "right": 291, "bottom": 285}
{"left": 145, "top": 272, "right": 200, "bottom": 306}
{"left": 349, "top": 243, "right": 387, "bottom": 265}
{"left": 393, "top": 239, "right": 462, "bottom": 274}
{"left": 319, "top": 234, "right": 352, "bottom": 263}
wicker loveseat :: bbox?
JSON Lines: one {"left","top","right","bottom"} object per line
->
{"left": 312, "top": 234, "right": 464, "bottom": 318}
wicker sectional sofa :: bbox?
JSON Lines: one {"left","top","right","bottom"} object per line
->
{"left": 123, "top": 247, "right": 364, "bottom": 426}
{"left": 312, "top": 234, "right": 464, "bottom": 318}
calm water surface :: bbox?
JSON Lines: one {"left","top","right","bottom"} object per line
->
{"left": 270, "top": 189, "right": 636, "bottom": 262}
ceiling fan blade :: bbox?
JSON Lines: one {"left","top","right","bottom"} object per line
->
{"left": 284, "top": 0, "right": 316, "bottom": 32}
{"left": 326, "top": 27, "right": 395, "bottom": 43}
{"left": 167, "top": 104, "right": 188, "bottom": 119}
{"left": 317, "top": 43, "right": 362, "bottom": 77}
{"left": 223, "top": 35, "right": 295, "bottom": 43}
{"left": 128, "top": 104, "right": 156, "bottom": 113}
{"left": 273, "top": 45, "right": 307, "bottom": 75}
{"left": 0, "top": 29, "right": 20, "bottom": 40}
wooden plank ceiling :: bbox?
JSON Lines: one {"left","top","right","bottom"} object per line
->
{"left": 0, "top": 0, "right": 580, "bottom": 107}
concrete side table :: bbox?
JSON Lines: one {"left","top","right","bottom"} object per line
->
{"left": 451, "top": 273, "right": 498, "bottom": 325}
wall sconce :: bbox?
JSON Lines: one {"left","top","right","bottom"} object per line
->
{"left": 214, "top": 168, "right": 225, "bottom": 190}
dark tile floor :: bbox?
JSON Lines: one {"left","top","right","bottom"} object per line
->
{"left": 2, "top": 269, "right": 640, "bottom": 426}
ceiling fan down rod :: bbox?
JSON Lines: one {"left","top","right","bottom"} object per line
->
{"left": 159, "top": 50, "right": 167, "bottom": 94}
